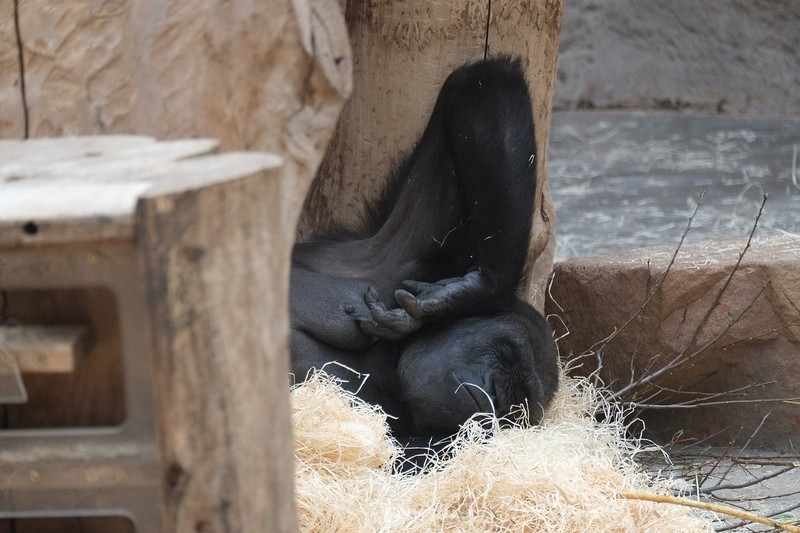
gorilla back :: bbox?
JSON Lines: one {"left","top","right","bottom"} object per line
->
{"left": 291, "top": 57, "right": 558, "bottom": 441}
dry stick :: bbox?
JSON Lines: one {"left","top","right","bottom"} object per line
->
{"left": 666, "top": 194, "right": 767, "bottom": 365}
{"left": 701, "top": 465, "right": 795, "bottom": 495}
{"left": 640, "top": 324, "right": 786, "bottom": 406}
{"left": 689, "top": 411, "right": 777, "bottom": 504}
{"left": 671, "top": 204, "right": 765, "bottom": 381}
{"left": 695, "top": 410, "right": 774, "bottom": 493}
{"left": 715, "top": 487, "right": 800, "bottom": 506}
{"left": 648, "top": 380, "right": 777, "bottom": 401}
{"left": 718, "top": 410, "right": 774, "bottom": 483}
{"left": 630, "top": 397, "right": 800, "bottom": 410}
{"left": 731, "top": 457, "right": 800, "bottom": 467}
{"left": 613, "top": 194, "right": 768, "bottom": 403}
{"left": 631, "top": 375, "right": 800, "bottom": 407}
{"left": 618, "top": 492, "right": 800, "bottom": 533}
{"left": 630, "top": 281, "right": 775, "bottom": 407}
{"left": 678, "top": 280, "right": 772, "bottom": 368}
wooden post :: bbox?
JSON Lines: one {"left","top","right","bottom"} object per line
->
{"left": 2, "top": 0, "right": 352, "bottom": 527}
{"left": 299, "top": 0, "right": 563, "bottom": 309}
{"left": 136, "top": 154, "right": 298, "bottom": 532}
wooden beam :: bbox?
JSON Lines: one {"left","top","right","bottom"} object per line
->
{"left": 0, "top": 325, "right": 88, "bottom": 373}
{"left": 137, "top": 155, "right": 297, "bottom": 532}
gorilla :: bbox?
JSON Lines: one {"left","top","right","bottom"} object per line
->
{"left": 291, "top": 57, "right": 559, "bottom": 443}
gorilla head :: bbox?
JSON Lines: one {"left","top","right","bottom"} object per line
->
{"left": 395, "top": 302, "right": 559, "bottom": 439}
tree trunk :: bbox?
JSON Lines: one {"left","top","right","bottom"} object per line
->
{"left": 300, "top": 0, "right": 563, "bottom": 309}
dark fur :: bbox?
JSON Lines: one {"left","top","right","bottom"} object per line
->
{"left": 291, "top": 57, "right": 559, "bottom": 442}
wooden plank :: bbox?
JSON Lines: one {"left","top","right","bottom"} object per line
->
{"left": 0, "top": 325, "right": 88, "bottom": 373}
{"left": 0, "top": 139, "right": 278, "bottom": 248}
{"left": 138, "top": 159, "right": 297, "bottom": 532}
{"left": 0, "top": 138, "right": 218, "bottom": 182}
{"left": 139, "top": 152, "right": 282, "bottom": 197}
{"left": 0, "top": 136, "right": 156, "bottom": 176}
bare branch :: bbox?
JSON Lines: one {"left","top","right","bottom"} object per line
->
{"left": 619, "top": 491, "right": 800, "bottom": 533}
{"left": 582, "top": 191, "right": 704, "bottom": 361}
{"left": 611, "top": 194, "right": 768, "bottom": 403}
{"left": 629, "top": 397, "right": 800, "bottom": 410}
{"left": 698, "top": 466, "right": 794, "bottom": 495}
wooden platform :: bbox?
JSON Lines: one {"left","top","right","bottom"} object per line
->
{"left": 0, "top": 136, "right": 294, "bottom": 532}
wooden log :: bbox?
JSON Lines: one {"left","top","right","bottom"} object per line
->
{"left": 300, "top": 0, "right": 563, "bottom": 309}
{"left": 7, "top": 0, "right": 352, "bottom": 152}
{"left": 136, "top": 154, "right": 297, "bottom": 532}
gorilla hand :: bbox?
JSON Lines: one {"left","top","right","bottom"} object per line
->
{"left": 395, "top": 270, "right": 502, "bottom": 320}
{"left": 356, "top": 286, "right": 423, "bottom": 340}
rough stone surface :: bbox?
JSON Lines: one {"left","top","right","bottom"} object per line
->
{"left": 546, "top": 235, "right": 800, "bottom": 450}
{"left": 555, "top": 0, "right": 800, "bottom": 117}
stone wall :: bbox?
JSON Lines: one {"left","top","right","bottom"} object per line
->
{"left": 547, "top": 235, "right": 800, "bottom": 449}
{"left": 555, "top": 0, "right": 800, "bottom": 117}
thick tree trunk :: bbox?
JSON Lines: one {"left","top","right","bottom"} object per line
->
{"left": 300, "top": 0, "right": 563, "bottom": 309}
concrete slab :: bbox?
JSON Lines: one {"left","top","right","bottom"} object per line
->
{"left": 549, "top": 111, "right": 800, "bottom": 261}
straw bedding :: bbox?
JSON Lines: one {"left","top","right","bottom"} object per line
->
{"left": 291, "top": 371, "right": 715, "bottom": 532}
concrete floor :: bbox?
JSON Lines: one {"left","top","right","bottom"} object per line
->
{"left": 549, "top": 111, "right": 800, "bottom": 531}
{"left": 640, "top": 448, "right": 800, "bottom": 532}
{"left": 549, "top": 112, "right": 800, "bottom": 261}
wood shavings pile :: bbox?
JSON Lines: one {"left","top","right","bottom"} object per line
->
{"left": 291, "top": 372, "right": 715, "bottom": 532}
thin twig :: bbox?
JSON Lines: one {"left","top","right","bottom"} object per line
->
{"left": 629, "top": 397, "right": 800, "bottom": 410}
{"left": 630, "top": 379, "right": 774, "bottom": 409}
{"left": 676, "top": 194, "right": 767, "bottom": 361}
{"left": 583, "top": 192, "right": 704, "bottom": 362}
{"left": 715, "top": 500, "right": 800, "bottom": 533}
{"left": 698, "top": 466, "right": 795, "bottom": 495}
{"left": 612, "top": 194, "right": 767, "bottom": 402}
{"left": 681, "top": 280, "right": 771, "bottom": 365}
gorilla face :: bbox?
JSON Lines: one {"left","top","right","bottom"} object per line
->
{"left": 396, "top": 309, "right": 556, "bottom": 438}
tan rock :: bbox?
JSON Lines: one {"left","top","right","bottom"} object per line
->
{"left": 546, "top": 235, "right": 800, "bottom": 449}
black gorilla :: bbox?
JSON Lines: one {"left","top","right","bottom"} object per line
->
{"left": 291, "top": 57, "right": 559, "bottom": 441}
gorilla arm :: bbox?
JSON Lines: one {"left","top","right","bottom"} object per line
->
{"left": 368, "top": 58, "right": 537, "bottom": 334}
